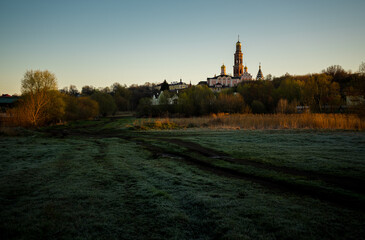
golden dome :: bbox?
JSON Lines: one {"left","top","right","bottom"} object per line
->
{"left": 221, "top": 64, "right": 226, "bottom": 68}
{"left": 236, "top": 41, "right": 241, "bottom": 46}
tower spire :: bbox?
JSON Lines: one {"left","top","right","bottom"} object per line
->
{"left": 256, "top": 63, "right": 264, "bottom": 80}
{"left": 234, "top": 38, "right": 243, "bottom": 77}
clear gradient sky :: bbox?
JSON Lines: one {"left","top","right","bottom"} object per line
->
{"left": 1, "top": 0, "right": 364, "bottom": 94}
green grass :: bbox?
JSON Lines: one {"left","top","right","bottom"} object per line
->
{"left": 1, "top": 119, "right": 365, "bottom": 239}
{"left": 150, "top": 129, "right": 365, "bottom": 179}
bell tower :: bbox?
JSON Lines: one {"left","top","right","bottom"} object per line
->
{"left": 233, "top": 36, "right": 244, "bottom": 77}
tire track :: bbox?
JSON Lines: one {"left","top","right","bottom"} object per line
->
{"left": 159, "top": 138, "right": 365, "bottom": 195}
{"left": 136, "top": 138, "right": 365, "bottom": 211}
{"left": 44, "top": 126, "right": 365, "bottom": 211}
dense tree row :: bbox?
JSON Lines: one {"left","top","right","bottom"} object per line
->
{"left": 6, "top": 71, "right": 159, "bottom": 127}
{"left": 5, "top": 63, "right": 365, "bottom": 127}
{"left": 137, "top": 64, "right": 365, "bottom": 117}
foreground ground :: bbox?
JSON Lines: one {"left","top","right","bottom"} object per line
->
{"left": 0, "top": 117, "right": 365, "bottom": 239}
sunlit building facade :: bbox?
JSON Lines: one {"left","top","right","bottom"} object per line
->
{"left": 207, "top": 40, "right": 258, "bottom": 91}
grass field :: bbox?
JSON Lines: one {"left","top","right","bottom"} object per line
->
{"left": 1, "top": 117, "right": 365, "bottom": 239}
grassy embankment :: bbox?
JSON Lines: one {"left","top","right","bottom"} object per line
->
{"left": 132, "top": 113, "right": 365, "bottom": 130}
{"left": 0, "top": 117, "right": 365, "bottom": 239}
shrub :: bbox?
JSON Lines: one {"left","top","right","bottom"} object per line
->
{"left": 251, "top": 100, "right": 266, "bottom": 114}
{"left": 91, "top": 92, "right": 117, "bottom": 116}
{"left": 64, "top": 96, "right": 99, "bottom": 121}
{"left": 276, "top": 99, "right": 297, "bottom": 114}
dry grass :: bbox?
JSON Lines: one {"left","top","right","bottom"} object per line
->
{"left": 134, "top": 113, "right": 365, "bottom": 130}
{"left": 131, "top": 118, "right": 179, "bottom": 130}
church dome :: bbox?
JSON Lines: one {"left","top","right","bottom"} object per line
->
{"left": 221, "top": 63, "right": 226, "bottom": 75}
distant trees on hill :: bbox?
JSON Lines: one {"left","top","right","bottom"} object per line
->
{"left": 137, "top": 64, "right": 365, "bottom": 117}
{"left": 3, "top": 64, "right": 365, "bottom": 127}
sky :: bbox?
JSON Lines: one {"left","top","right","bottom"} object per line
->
{"left": 0, "top": 0, "right": 364, "bottom": 95}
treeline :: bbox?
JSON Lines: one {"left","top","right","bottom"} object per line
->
{"left": 137, "top": 65, "right": 365, "bottom": 117}
{"left": 4, "top": 64, "right": 365, "bottom": 127}
{"left": 4, "top": 70, "right": 157, "bottom": 127}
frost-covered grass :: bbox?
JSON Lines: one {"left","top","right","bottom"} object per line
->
{"left": 0, "top": 122, "right": 365, "bottom": 239}
{"left": 158, "top": 129, "right": 365, "bottom": 179}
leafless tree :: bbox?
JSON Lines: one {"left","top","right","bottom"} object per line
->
{"left": 17, "top": 70, "right": 61, "bottom": 126}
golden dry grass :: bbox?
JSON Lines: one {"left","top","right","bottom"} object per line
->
{"left": 135, "top": 113, "right": 365, "bottom": 130}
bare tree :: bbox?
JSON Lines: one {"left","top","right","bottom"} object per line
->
{"left": 359, "top": 62, "right": 365, "bottom": 76}
{"left": 81, "top": 85, "right": 95, "bottom": 96}
{"left": 69, "top": 85, "right": 79, "bottom": 96}
{"left": 19, "top": 70, "right": 60, "bottom": 126}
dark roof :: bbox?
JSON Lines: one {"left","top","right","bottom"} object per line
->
{"left": 170, "top": 82, "right": 188, "bottom": 86}
{"left": 207, "top": 75, "right": 240, "bottom": 80}
{"left": 257, "top": 69, "right": 263, "bottom": 79}
{"left": 0, "top": 97, "right": 19, "bottom": 104}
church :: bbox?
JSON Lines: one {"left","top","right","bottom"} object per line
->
{"left": 206, "top": 39, "right": 264, "bottom": 91}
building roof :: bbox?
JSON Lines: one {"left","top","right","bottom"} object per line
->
{"left": 0, "top": 97, "right": 19, "bottom": 104}
{"left": 256, "top": 64, "right": 264, "bottom": 80}
{"left": 170, "top": 82, "right": 188, "bottom": 86}
{"left": 207, "top": 75, "right": 240, "bottom": 80}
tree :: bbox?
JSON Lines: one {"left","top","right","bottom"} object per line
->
{"left": 216, "top": 92, "right": 246, "bottom": 113}
{"left": 274, "top": 78, "right": 302, "bottom": 103}
{"left": 251, "top": 100, "right": 266, "bottom": 114}
{"left": 64, "top": 95, "right": 99, "bottom": 121}
{"left": 265, "top": 74, "right": 273, "bottom": 81}
{"left": 68, "top": 85, "right": 79, "bottom": 96}
{"left": 112, "top": 83, "right": 131, "bottom": 111}
{"left": 323, "top": 65, "right": 347, "bottom": 83}
{"left": 61, "top": 85, "right": 79, "bottom": 96}
{"left": 21, "top": 70, "right": 57, "bottom": 94}
{"left": 178, "top": 85, "right": 215, "bottom": 116}
{"left": 359, "top": 62, "right": 365, "bottom": 76}
{"left": 91, "top": 91, "right": 117, "bottom": 116}
{"left": 276, "top": 99, "right": 297, "bottom": 114}
{"left": 237, "top": 81, "right": 275, "bottom": 113}
{"left": 81, "top": 85, "right": 96, "bottom": 96}
{"left": 129, "top": 85, "right": 153, "bottom": 110}
{"left": 18, "top": 70, "right": 63, "bottom": 126}
{"left": 136, "top": 98, "right": 154, "bottom": 117}
{"left": 302, "top": 74, "right": 341, "bottom": 112}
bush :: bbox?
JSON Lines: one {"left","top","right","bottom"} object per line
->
{"left": 91, "top": 92, "right": 117, "bottom": 116}
{"left": 251, "top": 100, "right": 266, "bottom": 114}
{"left": 216, "top": 93, "right": 246, "bottom": 113}
{"left": 6, "top": 91, "right": 65, "bottom": 127}
{"left": 64, "top": 96, "right": 99, "bottom": 121}
{"left": 276, "top": 99, "right": 297, "bottom": 114}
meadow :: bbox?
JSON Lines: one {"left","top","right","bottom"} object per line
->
{"left": 0, "top": 117, "right": 365, "bottom": 239}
